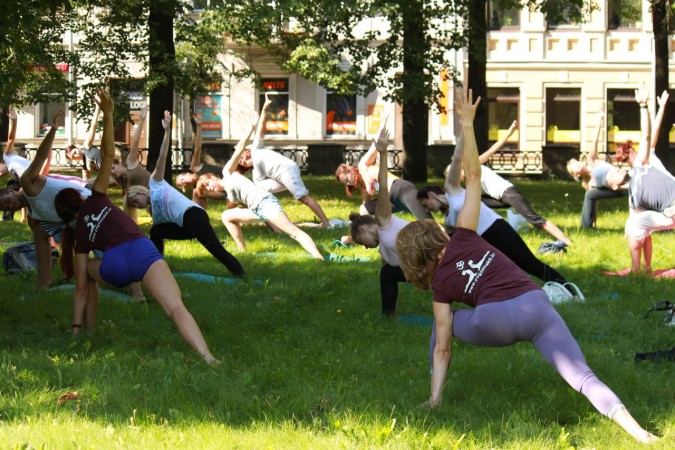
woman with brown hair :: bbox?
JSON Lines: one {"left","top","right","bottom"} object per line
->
{"left": 53, "top": 89, "right": 219, "bottom": 366}
{"left": 395, "top": 87, "right": 658, "bottom": 444}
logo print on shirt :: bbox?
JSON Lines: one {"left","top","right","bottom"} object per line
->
{"left": 457, "top": 250, "right": 495, "bottom": 293}
{"left": 85, "top": 207, "right": 111, "bottom": 242}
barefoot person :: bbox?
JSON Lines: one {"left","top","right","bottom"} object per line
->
{"left": 123, "top": 110, "right": 246, "bottom": 278}
{"left": 54, "top": 89, "right": 219, "bottom": 365}
{"left": 220, "top": 111, "right": 324, "bottom": 260}
{"left": 238, "top": 94, "right": 330, "bottom": 227}
{"left": 396, "top": 87, "right": 658, "bottom": 444}
{"left": 346, "top": 126, "right": 408, "bottom": 316}
{"left": 474, "top": 120, "right": 572, "bottom": 246}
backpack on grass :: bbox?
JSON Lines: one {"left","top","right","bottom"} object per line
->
{"left": 2, "top": 242, "right": 59, "bottom": 274}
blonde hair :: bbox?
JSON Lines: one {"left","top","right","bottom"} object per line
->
{"left": 123, "top": 185, "right": 151, "bottom": 223}
{"left": 396, "top": 219, "right": 449, "bottom": 290}
{"left": 566, "top": 159, "right": 590, "bottom": 190}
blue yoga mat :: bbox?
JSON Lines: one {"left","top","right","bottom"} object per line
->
{"left": 173, "top": 272, "right": 262, "bottom": 286}
{"left": 397, "top": 314, "right": 434, "bottom": 327}
{"left": 50, "top": 284, "right": 138, "bottom": 303}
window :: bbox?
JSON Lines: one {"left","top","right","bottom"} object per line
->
{"left": 488, "top": 0, "right": 520, "bottom": 30}
{"left": 545, "top": 88, "right": 581, "bottom": 144}
{"left": 194, "top": 94, "right": 223, "bottom": 139}
{"left": 260, "top": 78, "right": 289, "bottom": 135}
{"left": 607, "top": 88, "right": 640, "bottom": 152}
{"left": 487, "top": 87, "right": 519, "bottom": 150}
{"left": 545, "top": 0, "right": 581, "bottom": 30}
{"left": 38, "top": 101, "right": 66, "bottom": 137}
{"left": 608, "top": 0, "right": 641, "bottom": 30}
{"left": 326, "top": 92, "right": 356, "bottom": 136}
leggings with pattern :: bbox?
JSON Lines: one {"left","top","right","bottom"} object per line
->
{"left": 430, "top": 290, "right": 624, "bottom": 418}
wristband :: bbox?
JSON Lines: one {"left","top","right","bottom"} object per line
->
{"left": 640, "top": 104, "right": 648, "bottom": 109}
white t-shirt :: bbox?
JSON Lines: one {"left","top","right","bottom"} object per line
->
{"left": 3, "top": 153, "right": 31, "bottom": 181}
{"left": 377, "top": 215, "right": 409, "bottom": 267}
{"left": 445, "top": 189, "right": 501, "bottom": 236}
{"left": 224, "top": 172, "right": 270, "bottom": 209}
{"left": 150, "top": 178, "right": 201, "bottom": 227}
{"left": 480, "top": 165, "right": 513, "bottom": 200}
{"left": 25, "top": 176, "right": 91, "bottom": 222}
{"left": 251, "top": 141, "right": 296, "bottom": 183}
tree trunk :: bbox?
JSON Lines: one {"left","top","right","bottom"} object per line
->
{"left": 401, "top": 1, "right": 429, "bottom": 182}
{"left": 147, "top": 2, "right": 176, "bottom": 183}
{"left": 468, "top": 0, "right": 488, "bottom": 155}
{"left": 652, "top": 0, "right": 672, "bottom": 174}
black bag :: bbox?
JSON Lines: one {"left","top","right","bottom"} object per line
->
{"left": 643, "top": 301, "right": 675, "bottom": 327}
{"left": 2, "top": 242, "right": 59, "bottom": 274}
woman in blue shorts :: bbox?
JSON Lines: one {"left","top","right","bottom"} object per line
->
{"left": 396, "top": 88, "right": 658, "bottom": 444}
{"left": 53, "top": 89, "right": 219, "bottom": 366}
{"left": 220, "top": 112, "right": 324, "bottom": 260}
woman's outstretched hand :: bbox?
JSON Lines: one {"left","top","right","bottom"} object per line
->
{"left": 454, "top": 87, "right": 480, "bottom": 128}
{"left": 162, "top": 110, "right": 171, "bottom": 130}
{"left": 94, "top": 88, "right": 114, "bottom": 115}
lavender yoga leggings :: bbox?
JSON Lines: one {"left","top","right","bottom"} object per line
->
{"left": 429, "top": 290, "right": 624, "bottom": 418}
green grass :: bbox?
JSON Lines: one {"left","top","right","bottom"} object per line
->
{"left": 0, "top": 177, "right": 673, "bottom": 449}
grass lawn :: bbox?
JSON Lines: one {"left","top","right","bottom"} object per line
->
{"left": 0, "top": 176, "right": 673, "bottom": 449}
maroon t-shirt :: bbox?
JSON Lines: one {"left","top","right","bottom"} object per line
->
{"left": 432, "top": 227, "right": 540, "bottom": 307}
{"left": 74, "top": 191, "right": 145, "bottom": 254}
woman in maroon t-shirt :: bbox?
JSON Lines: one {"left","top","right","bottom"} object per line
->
{"left": 395, "top": 88, "right": 657, "bottom": 444}
{"left": 54, "top": 89, "right": 219, "bottom": 366}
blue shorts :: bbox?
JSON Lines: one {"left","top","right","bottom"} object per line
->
{"left": 251, "top": 195, "right": 283, "bottom": 222}
{"left": 99, "top": 237, "right": 163, "bottom": 288}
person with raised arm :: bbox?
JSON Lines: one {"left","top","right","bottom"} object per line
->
{"left": 110, "top": 105, "right": 152, "bottom": 222}
{"left": 65, "top": 103, "right": 103, "bottom": 180}
{"left": 622, "top": 88, "right": 675, "bottom": 274}
{"left": 8, "top": 110, "right": 92, "bottom": 288}
{"left": 473, "top": 120, "right": 572, "bottom": 246}
{"left": 335, "top": 110, "right": 431, "bottom": 221}
{"left": 174, "top": 112, "right": 234, "bottom": 209}
{"left": 416, "top": 128, "right": 569, "bottom": 287}
{"left": 53, "top": 91, "right": 219, "bottom": 365}
{"left": 220, "top": 111, "right": 324, "bottom": 259}
{"left": 236, "top": 94, "right": 330, "bottom": 227}
{"left": 396, "top": 87, "right": 658, "bottom": 444}
{"left": 568, "top": 108, "right": 630, "bottom": 228}
{"left": 344, "top": 125, "right": 410, "bottom": 316}
{"left": 121, "top": 110, "right": 245, "bottom": 278}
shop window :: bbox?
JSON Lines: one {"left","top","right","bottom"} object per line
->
{"left": 607, "top": 88, "right": 640, "bottom": 152}
{"left": 38, "top": 101, "right": 66, "bottom": 137}
{"left": 487, "top": 87, "right": 519, "bottom": 150}
{"left": 488, "top": 0, "right": 520, "bottom": 30}
{"left": 326, "top": 92, "right": 356, "bottom": 136}
{"left": 545, "top": 88, "right": 581, "bottom": 144}
{"left": 608, "top": 0, "right": 641, "bottom": 30}
{"left": 260, "top": 78, "right": 289, "bottom": 135}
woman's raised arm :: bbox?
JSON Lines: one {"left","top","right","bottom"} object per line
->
{"left": 91, "top": 89, "right": 115, "bottom": 194}
{"left": 455, "top": 87, "right": 481, "bottom": 232}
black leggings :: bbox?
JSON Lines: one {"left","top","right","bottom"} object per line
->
{"left": 364, "top": 180, "right": 432, "bottom": 220}
{"left": 150, "top": 207, "right": 245, "bottom": 278}
{"left": 380, "top": 264, "right": 407, "bottom": 316}
{"left": 481, "top": 219, "right": 566, "bottom": 284}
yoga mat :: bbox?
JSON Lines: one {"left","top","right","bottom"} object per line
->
{"left": 50, "top": 284, "right": 139, "bottom": 303}
{"left": 173, "top": 272, "right": 263, "bottom": 286}
{"left": 254, "top": 252, "right": 370, "bottom": 262}
{"left": 603, "top": 268, "right": 675, "bottom": 278}
{"left": 397, "top": 314, "right": 434, "bottom": 327}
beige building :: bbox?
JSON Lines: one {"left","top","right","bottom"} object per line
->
{"left": 9, "top": 1, "right": 675, "bottom": 172}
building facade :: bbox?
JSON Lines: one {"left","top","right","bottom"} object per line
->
{"left": 9, "top": 1, "right": 675, "bottom": 173}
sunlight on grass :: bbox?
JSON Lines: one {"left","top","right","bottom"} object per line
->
{"left": 0, "top": 177, "right": 673, "bottom": 449}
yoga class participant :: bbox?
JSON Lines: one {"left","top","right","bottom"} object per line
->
{"left": 54, "top": 89, "right": 219, "bottom": 365}
{"left": 396, "top": 87, "right": 658, "bottom": 444}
